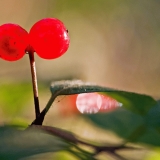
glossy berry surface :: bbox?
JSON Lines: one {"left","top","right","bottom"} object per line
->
{"left": 29, "top": 18, "right": 70, "bottom": 59}
{"left": 76, "top": 93, "right": 102, "bottom": 114}
{"left": 0, "top": 23, "right": 29, "bottom": 61}
{"left": 76, "top": 93, "right": 122, "bottom": 114}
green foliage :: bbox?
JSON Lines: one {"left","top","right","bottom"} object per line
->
{"left": 0, "top": 82, "right": 32, "bottom": 116}
{"left": 86, "top": 108, "right": 144, "bottom": 139}
{"left": 102, "top": 91, "right": 157, "bottom": 115}
{"left": 86, "top": 91, "right": 160, "bottom": 146}
{"left": 145, "top": 148, "right": 160, "bottom": 160}
{"left": 1, "top": 80, "right": 159, "bottom": 159}
{"left": 0, "top": 126, "right": 70, "bottom": 160}
{"left": 49, "top": 80, "right": 160, "bottom": 148}
{"left": 53, "top": 151, "right": 78, "bottom": 160}
{"left": 0, "top": 82, "right": 48, "bottom": 117}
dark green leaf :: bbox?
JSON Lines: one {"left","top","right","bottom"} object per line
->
{"left": 137, "top": 127, "right": 160, "bottom": 146}
{"left": 50, "top": 80, "right": 112, "bottom": 95}
{"left": 103, "top": 92, "right": 157, "bottom": 115}
{"left": 36, "top": 80, "right": 156, "bottom": 126}
{"left": 0, "top": 126, "right": 70, "bottom": 160}
{"left": 86, "top": 108, "right": 144, "bottom": 139}
{"left": 86, "top": 105, "right": 160, "bottom": 146}
{"left": 50, "top": 80, "right": 157, "bottom": 115}
{"left": 145, "top": 102, "right": 160, "bottom": 128}
{"left": 136, "top": 102, "right": 160, "bottom": 146}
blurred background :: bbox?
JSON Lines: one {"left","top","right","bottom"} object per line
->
{"left": 0, "top": 0, "right": 160, "bottom": 159}
{"left": 0, "top": 0, "right": 160, "bottom": 96}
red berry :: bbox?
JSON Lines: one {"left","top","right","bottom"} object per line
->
{"left": 0, "top": 23, "right": 29, "bottom": 61}
{"left": 99, "top": 95, "right": 122, "bottom": 112}
{"left": 29, "top": 18, "right": 70, "bottom": 59}
{"left": 76, "top": 93, "right": 122, "bottom": 114}
{"left": 76, "top": 93, "right": 102, "bottom": 114}
{"left": 57, "top": 95, "right": 79, "bottom": 117}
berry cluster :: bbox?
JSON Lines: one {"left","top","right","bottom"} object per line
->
{"left": 0, "top": 18, "right": 70, "bottom": 61}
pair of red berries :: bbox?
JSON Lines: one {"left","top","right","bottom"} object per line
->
{"left": 0, "top": 18, "right": 70, "bottom": 61}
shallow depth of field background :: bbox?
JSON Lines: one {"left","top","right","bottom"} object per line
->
{"left": 0, "top": 0, "right": 160, "bottom": 159}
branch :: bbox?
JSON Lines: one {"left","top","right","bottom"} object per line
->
{"left": 29, "top": 125, "right": 142, "bottom": 160}
{"left": 31, "top": 80, "right": 156, "bottom": 125}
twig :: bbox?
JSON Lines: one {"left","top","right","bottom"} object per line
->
{"left": 27, "top": 47, "right": 40, "bottom": 119}
{"left": 30, "top": 125, "right": 142, "bottom": 160}
{"left": 31, "top": 94, "right": 57, "bottom": 125}
{"left": 31, "top": 87, "right": 66, "bottom": 125}
{"left": 31, "top": 79, "right": 156, "bottom": 126}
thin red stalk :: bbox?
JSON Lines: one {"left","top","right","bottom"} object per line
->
{"left": 28, "top": 50, "right": 40, "bottom": 119}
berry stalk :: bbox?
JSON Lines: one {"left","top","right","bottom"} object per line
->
{"left": 28, "top": 48, "right": 40, "bottom": 119}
